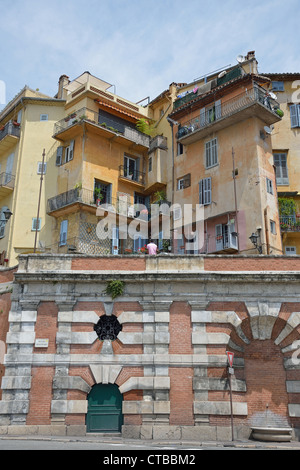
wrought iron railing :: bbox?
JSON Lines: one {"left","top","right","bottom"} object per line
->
{"left": 119, "top": 165, "right": 145, "bottom": 185}
{"left": 53, "top": 107, "right": 150, "bottom": 148}
{"left": 0, "top": 120, "right": 20, "bottom": 142}
{"left": 177, "top": 86, "right": 281, "bottom": 140}
{"left": 280, "top": 216, "right": 300, "bottom": 232}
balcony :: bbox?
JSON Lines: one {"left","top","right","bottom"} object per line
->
{"left": 280, "top": 216, "right": 300, "bottom": 233}
{"left": 119, "top": 165, "right": 145, "bottom": 186}
{"left": 53, "top": 107, "right": 150, "bottom": 150}
{"left": 0, "top": 121, "right": 20, "bottom": 155}
{"left": 177, "top": 86, "right": 282, "bottom": 145}
{"left": 0, "top": 172, "right": 15, "bottom": 197}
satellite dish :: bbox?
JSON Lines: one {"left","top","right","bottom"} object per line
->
{"left": 237, "top": 54, "right": 246, "bottom": 63}
{"left": 218, "top": 70, "right": 227, "bottom": 78}
{"left": 269, "top": 91, "right": 277, "bottom": 100}
{"left": 264, "top": 125, "right": 274, "bottom": 135}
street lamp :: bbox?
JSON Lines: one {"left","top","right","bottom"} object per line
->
{"left": 249, "top": 232, "right": 262, "bottom": 254}
{"left": 3, "top": 208, "right": 13, "bottom": 221}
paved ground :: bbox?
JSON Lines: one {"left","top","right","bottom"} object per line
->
{"left": 0, "top": 433, "right": 300, "bottom": 451}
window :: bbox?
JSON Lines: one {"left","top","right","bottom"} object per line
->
{"left": 40, "top": 114, "right": 48, "bottom": 121}
{"left": 177, "top": 174, "right": 191, "bottom": 190}
{"left": 94, "top": 181, "right": 112, "bottom": 205}
{"left": 148, "top": 156, "right": 152, "bottom": 172}
{"left": 200, "top": 100, "right": 221, "bottom": 128}
{"left": 290, "top": 104, "right": 300, "bottom": 128}
{"left": 205, "top": 138, "right": 218, "bottom": 168}
{"left": 124, "top": 154, "right": 140, "bottom": 181}
{"left": 55, "top": 141, "right": 74, "bottom": 166}
{"left": 37, "top": 162, "right": 47, "bottom": 175}
{"left": 65, "top": 140, "right": 74, "bottom": 163}
{"left": 266, "top": 177, "right": 273, "bottom": 194}
{"left": 215, "top": 221, "right": 238, "bottom": 252}
{"left": 0, "top": 207, "right": 9, "bottom": 238}
{"left": 177, "top": 142, "right": 184, "bottom": 155}
{"left": 273, "top": 153, "right": 289, "bottom": 185}
{"left": 59, "top": 220, "right": 68, "bottom": 246}
{"left": 285, "top": 246, "right": 297, "bottom": 255}
{"left": 272, "top": 81, "right": 284, "bottom": 92}
{"left": 32, "top": 218, "right": 41, "bottom": 231}
{"left": 199, "top": 177, "right": 212, "bottom": 205}
{"left": 270, "top": 220, "right": 276, "bottom": 234}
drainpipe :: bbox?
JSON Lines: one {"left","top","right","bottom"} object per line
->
{"left": 264, "top": 208, "right": 270, "bottom": 254}
{"left": 167, "top": 117, "right": 179, "bottom": 251}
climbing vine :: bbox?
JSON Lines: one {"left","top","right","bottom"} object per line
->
{"left": 104, "top": 280, "right": 125, "bottom": 299}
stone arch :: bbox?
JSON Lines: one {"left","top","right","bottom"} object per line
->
{"left": 226, "top": 301, "right": 300, "bottom": 428}
{"left": 89, "top": 364, "right": 122, "bottom": 386}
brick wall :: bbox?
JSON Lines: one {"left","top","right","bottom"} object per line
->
{"left": 71, "top": 256, "right": 146, "bottom": 271}
{"left": 204, "top": 256, "right": 300, "bottom": 271}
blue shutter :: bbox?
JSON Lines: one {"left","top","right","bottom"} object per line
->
{"left": 59, "top": 220, "right": 68, "bottom": 246}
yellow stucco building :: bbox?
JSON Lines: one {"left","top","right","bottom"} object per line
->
{"left": 264, "top": 73, "right": 300, "bottom": 255}
{"left": 167, "top": 52, "right": 284, "bottom": 255}
{"left": 47, "top": 72, "right": 170, "bottom": 255}
{"left": 0, "top": 87, "right": 65, "bottom": 266}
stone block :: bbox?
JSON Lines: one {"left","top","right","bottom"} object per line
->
{"left": 182, "top": 425, "right": 217, "bottom": 441}
{"left": 152, "top": 425, "right": 181, "bottom": 440}
{"left": 66, "top": 425, "right": 86, "bottom": 436}
{"left": 38, "top": 425, "right": 66, "bottom": 436}
{"left": 122, "top": 425, "right": 141, "bottom": 439}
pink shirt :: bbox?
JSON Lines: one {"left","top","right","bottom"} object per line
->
{"left": 147, "top": 243, "right": 157, "bottom": 255}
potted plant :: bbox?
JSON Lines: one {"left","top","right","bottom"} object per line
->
{"left": 153, "top": 190, "right": 167, "bottom": 205}
{"left": 94, "top": 188, "right": 103, "bottom": 205}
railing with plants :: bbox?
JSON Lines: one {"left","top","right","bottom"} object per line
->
{"left": 279, "top": 197, "right": 300, "bottom": 232}
{"left": 176, "top": 86, "right": 282, "bottom": 140}
{"left": 53, "top": 107, "right": 150, "bottom": 148}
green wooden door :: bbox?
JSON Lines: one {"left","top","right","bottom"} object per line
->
{"left": 86, "top": 384, "right": 123, "bottom": 433}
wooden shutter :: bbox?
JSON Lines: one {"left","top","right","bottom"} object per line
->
{"left": 290, "top": 104, "right": 299, "bottom": 128}
{"left": 204, "top": 177, "right": 211, "bottom": 204}
{"left": 199, "top": 177, "right": 212, "bottom": 205}
{"left": 229, "top": 221, "right": 238, "bottom": 249}
{"left": 200, "top": 108, "right": 205, "bottom": 127}
{"left": 5, "top": 153, "right": 14, "bottom": 183}
{"left": 274, "top": 153, "right": 289, "bottom": 185}
{"left": 215, "top": 99, "right": 222, "bottom": 120}
{"left": 56, "top": 146, "right": 63, "bottom": 166}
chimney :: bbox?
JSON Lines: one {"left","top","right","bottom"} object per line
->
{"left": 246, "top": 51, "right": 258, "bottom": 75}
{"left": 57, "top": 75, "right": 69, "bottom": 99}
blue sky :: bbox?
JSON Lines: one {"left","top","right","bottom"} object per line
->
{"left": 1, "top": 0, "right": 299, "bottom": 110}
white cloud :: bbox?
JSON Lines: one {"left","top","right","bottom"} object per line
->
{"left": 0, "top": 0, "right": 299, "bottom": 109}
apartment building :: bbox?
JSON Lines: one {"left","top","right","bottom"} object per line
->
{"left": 263, "top": 73, "right": 300, "bottom": 255}
{"left": 167, "top": 52, "right": 284, "bottom": 255}
{"left": 0, "top": 87, "right": 65, "bottom": 266}
{"left": 47, "top": 72, "right": 171, "bottom": 255}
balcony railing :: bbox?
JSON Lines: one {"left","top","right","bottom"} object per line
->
{"left": 53, "top": 107, "right": 150, "bottom": 149}
{"left": 0, "top": 172, "right": 15, "bottom": 189}
{"left": 119, "top": 165, "right": 145, "bottom": 185}
{"left": 0, "top": 120, "right": 21, "bottom": 142}
{"left": 47, "top": 186, "right": 171, "bottom": 223}
{"left": 177, "top": 86, "right": 282, "bottom": 142}
{"left": 280, "top": 216, "right": 300, "bottom": 232}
